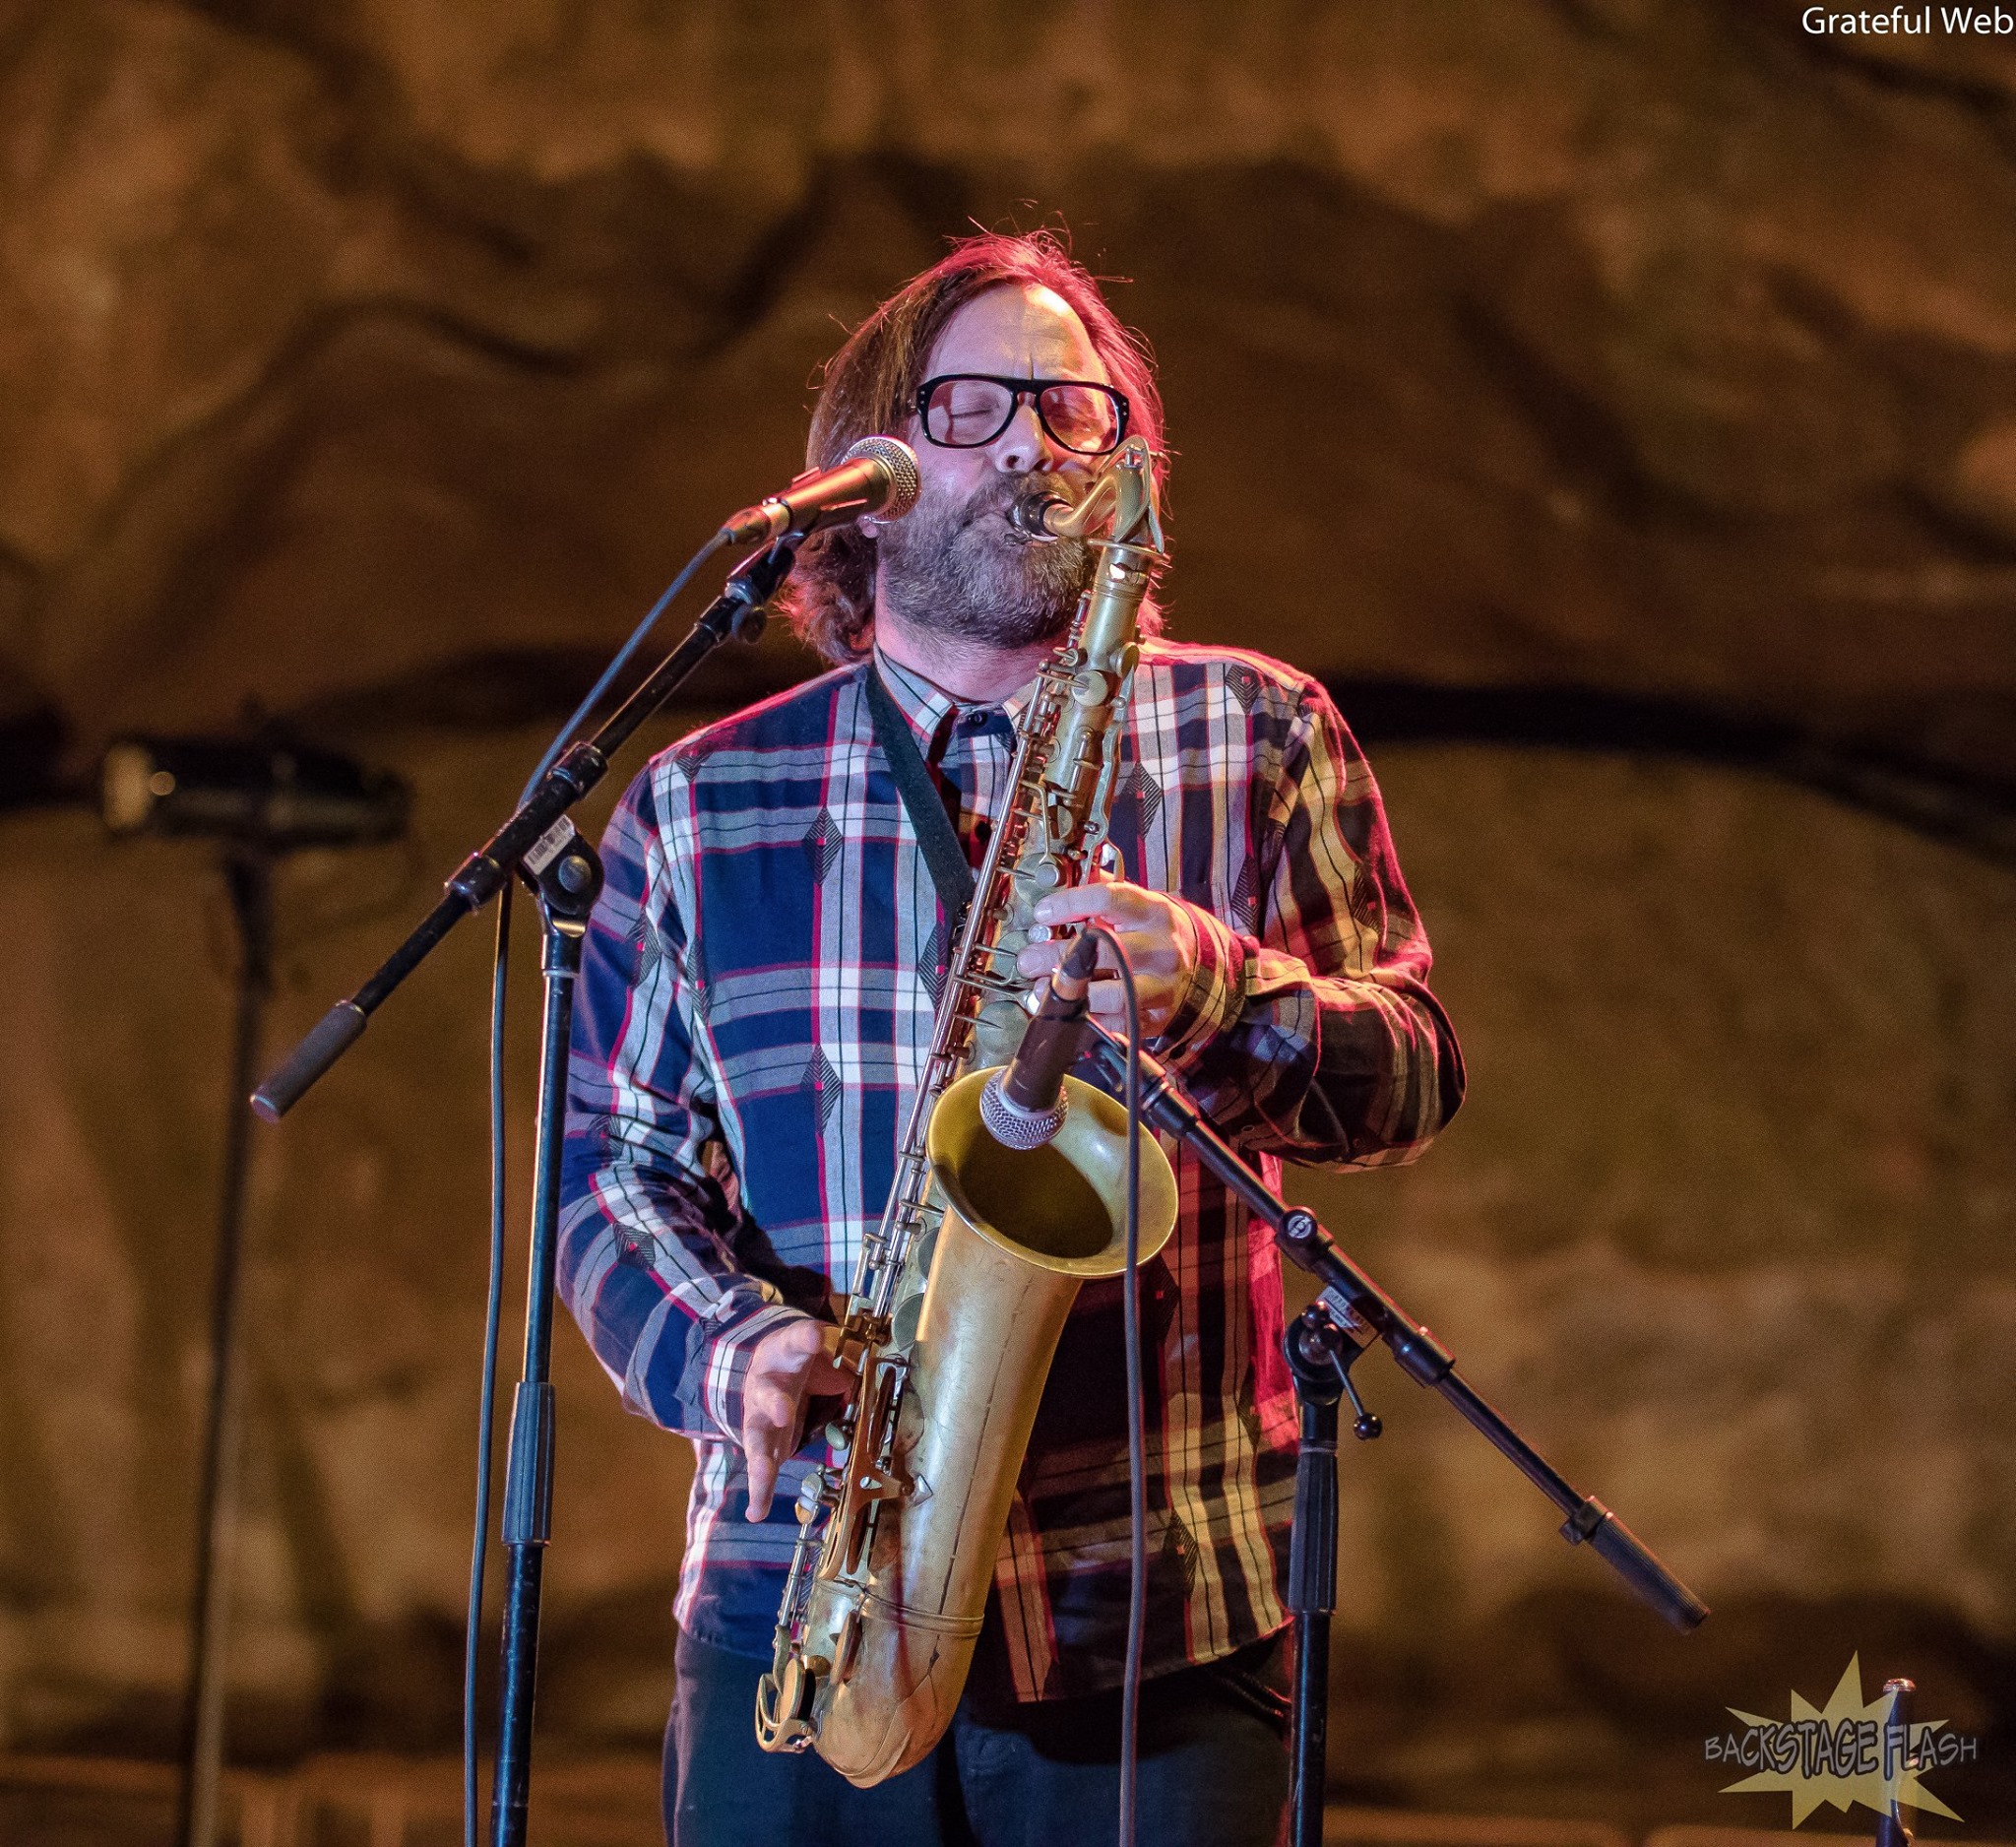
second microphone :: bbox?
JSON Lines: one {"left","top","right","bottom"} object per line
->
{"left": 978, "top": 931, "right": 1102, "bottom": 1150}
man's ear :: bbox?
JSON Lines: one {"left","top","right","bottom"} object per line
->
{"left": 854, "top": 513, "right": 882, "bottom": 539}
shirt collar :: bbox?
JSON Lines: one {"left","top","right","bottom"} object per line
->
{"left": 871, "top": 647, "right": 1035, "bottom": 741}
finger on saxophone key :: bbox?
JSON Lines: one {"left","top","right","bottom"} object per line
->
{"left": 743, "top": 1318, "right": 850, "bottom": 1521}
{"left": 742, "top": 1380, "right": 792, "bottom": 1521}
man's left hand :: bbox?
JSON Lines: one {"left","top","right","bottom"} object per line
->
{"left": 1015, "top": 880, "right": 1201, "bottom": 1038}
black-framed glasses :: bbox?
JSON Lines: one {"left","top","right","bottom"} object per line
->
{"left": 915, "top": 373, "right": 1131, "bottom": 456}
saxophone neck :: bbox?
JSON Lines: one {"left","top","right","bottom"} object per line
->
{"left": 1030, "top": 436, "right": 1166, "bottom": 555}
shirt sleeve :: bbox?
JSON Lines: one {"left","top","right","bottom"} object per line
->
{"left": 1154, "top": 682, "right": 1466, "bottom": 1166}
{"left": 559, "top": 755, "right": 816, "bottom": 1443}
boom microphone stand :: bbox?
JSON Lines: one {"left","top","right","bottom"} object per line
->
{"left": 1078, "top": 1025, "right": 1710, "bottom": 1847}
{"left": 98, "top": 735, "right": 408, "bottom": 1847}
{"left": 249, "top": 538, "right": 795, "bottom": 1847}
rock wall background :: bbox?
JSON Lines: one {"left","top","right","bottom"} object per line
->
{"left": 1, "top": 0, "right": 2012, "bottom": 1830}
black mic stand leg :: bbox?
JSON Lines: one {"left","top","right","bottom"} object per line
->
{"left": 1286, "top": 1309, "right": 1341, "bottom": 1847}
{"left": 488, "top": 835, "right": 603, "bottom": 1847}
{"left": 1284, "top": 1302, "right": 1383, "bottom": 1847}
{"left": 175, "top": 848, "right": 275, "bottom": 1847}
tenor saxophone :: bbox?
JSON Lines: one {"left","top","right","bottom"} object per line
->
{"left": 753, "top": 438, "right": 1180, "bottom": 1785}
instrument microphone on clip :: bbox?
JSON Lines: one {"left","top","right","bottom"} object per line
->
{"left": 978, "top": 930, "right": 1102, "bottom": 1150}
{"left": 720, "top": 436, "right": 921, "bottom": 544}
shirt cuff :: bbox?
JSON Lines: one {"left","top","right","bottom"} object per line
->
{"left": 681, "top": 1298, "right": 815, "bottom": 1446}
{"left": 1156, "top": 901, "right": 1250, "bottom": 1066}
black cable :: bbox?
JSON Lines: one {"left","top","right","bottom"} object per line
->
{"left": 464, "top": 525, "right": 730, "bottom": 1842}
{"left": 1087, "top": 924, "right": 1145, "bottom": 1847}
{"left": 518, "top": 532, "right": 728, "bottom": 802}
{"left": 465, "top": 884, "right": 512, "bottom": 1847}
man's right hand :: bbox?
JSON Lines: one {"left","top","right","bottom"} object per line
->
{"left": 741, "top": 1317, "right": 852, "bottom": 1522}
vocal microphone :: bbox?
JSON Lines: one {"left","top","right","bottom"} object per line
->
{"left": 720, "top": 436, "right": 921, "bottom": 544}
{"left": 978, "top": 930, "right": 1102, "bottom": 1149}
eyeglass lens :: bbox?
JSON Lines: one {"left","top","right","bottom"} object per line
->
{"left": 922, "top": 377, "right": 1123, "bottom": 453}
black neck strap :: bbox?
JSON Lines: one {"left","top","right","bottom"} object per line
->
{"left": 862, "top": 663, "right": 976, "bottom": 927}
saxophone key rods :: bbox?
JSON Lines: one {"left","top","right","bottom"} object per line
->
{"left": 755, "top": 439, "right": 1178, "bottom": 1784}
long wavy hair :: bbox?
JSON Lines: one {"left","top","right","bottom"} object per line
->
{"left": 781, "top": 230, "right": 1167, "bottom": 664}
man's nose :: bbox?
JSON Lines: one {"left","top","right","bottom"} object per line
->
{"left": 988, "top": 400, "right": 1061, "bottom": 476}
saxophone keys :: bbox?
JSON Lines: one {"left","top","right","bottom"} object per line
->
{"left": 833, "top": 1325, "right": 873, "bottom": 1378}
{"left": 755, "top": 1655, "right": 821, "bottom": 1751}
{"left": 976, "top": 996, "right": 1026, "bottom": 1038}
{"left": 849, "top": 1456, "right": 908, "bottom": 1503}
{"left": 1071, "top": 668, "right": 1115, "bottom": 706}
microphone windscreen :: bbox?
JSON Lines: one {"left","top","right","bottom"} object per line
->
{"left": 979, "top": 1072, "right": 1069, "bottom": 1150}
{"left": 843, "top": 436, "right": 920, "bottom": 521}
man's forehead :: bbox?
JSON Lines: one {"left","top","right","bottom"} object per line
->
{"left": 927, "top": 282, "right": 1107, "bottom": 381}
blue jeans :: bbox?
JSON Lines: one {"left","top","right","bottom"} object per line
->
{"left": 664, "top": 1629, "right": 1291, "bottom": 1846}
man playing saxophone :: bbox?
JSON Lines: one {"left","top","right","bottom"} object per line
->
{"left": 560, "top": 230, "right": 1465, "bottom": 1847}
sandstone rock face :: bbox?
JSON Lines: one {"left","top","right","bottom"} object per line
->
{"left": 1286, "top": 745, "right": 2016, "bottom": 1822}
{"left": 0, "top": 1, "right": 2012, "bottom": 773}
{"left": 4, "top": 725, "right": 2014, "bottom": 1809}
{"left": 0, "top": 0, "right": 2012, "bottom": 1819}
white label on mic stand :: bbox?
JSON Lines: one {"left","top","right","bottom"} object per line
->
{"left": 523, "top": 817, "right": 579, "bottom": 877}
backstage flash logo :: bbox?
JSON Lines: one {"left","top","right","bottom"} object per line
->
{"left": 1706, "top": 1655, "right": 1977, "bottom": 1827}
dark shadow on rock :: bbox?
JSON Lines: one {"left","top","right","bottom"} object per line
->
{"left": 285, "top": 637, "right": 820, "bottom": 740}
{"left": 1333, "top": 677, "right": 2016, "bottom": 867}
{"left": 0, "top": 701, "right": 72, "bottom": 813}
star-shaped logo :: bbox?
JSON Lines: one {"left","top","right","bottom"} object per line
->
{"left": 1721, "top": 1655, "right": 1963, "bottom": 1827}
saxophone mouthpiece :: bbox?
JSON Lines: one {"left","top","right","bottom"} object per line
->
{"left": 1007, "top": 491, "right": 1068, "bottom": 541}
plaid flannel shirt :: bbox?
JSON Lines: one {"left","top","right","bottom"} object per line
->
{"left": 559, "top": 641, "right": 1463, "bottom": 1700}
